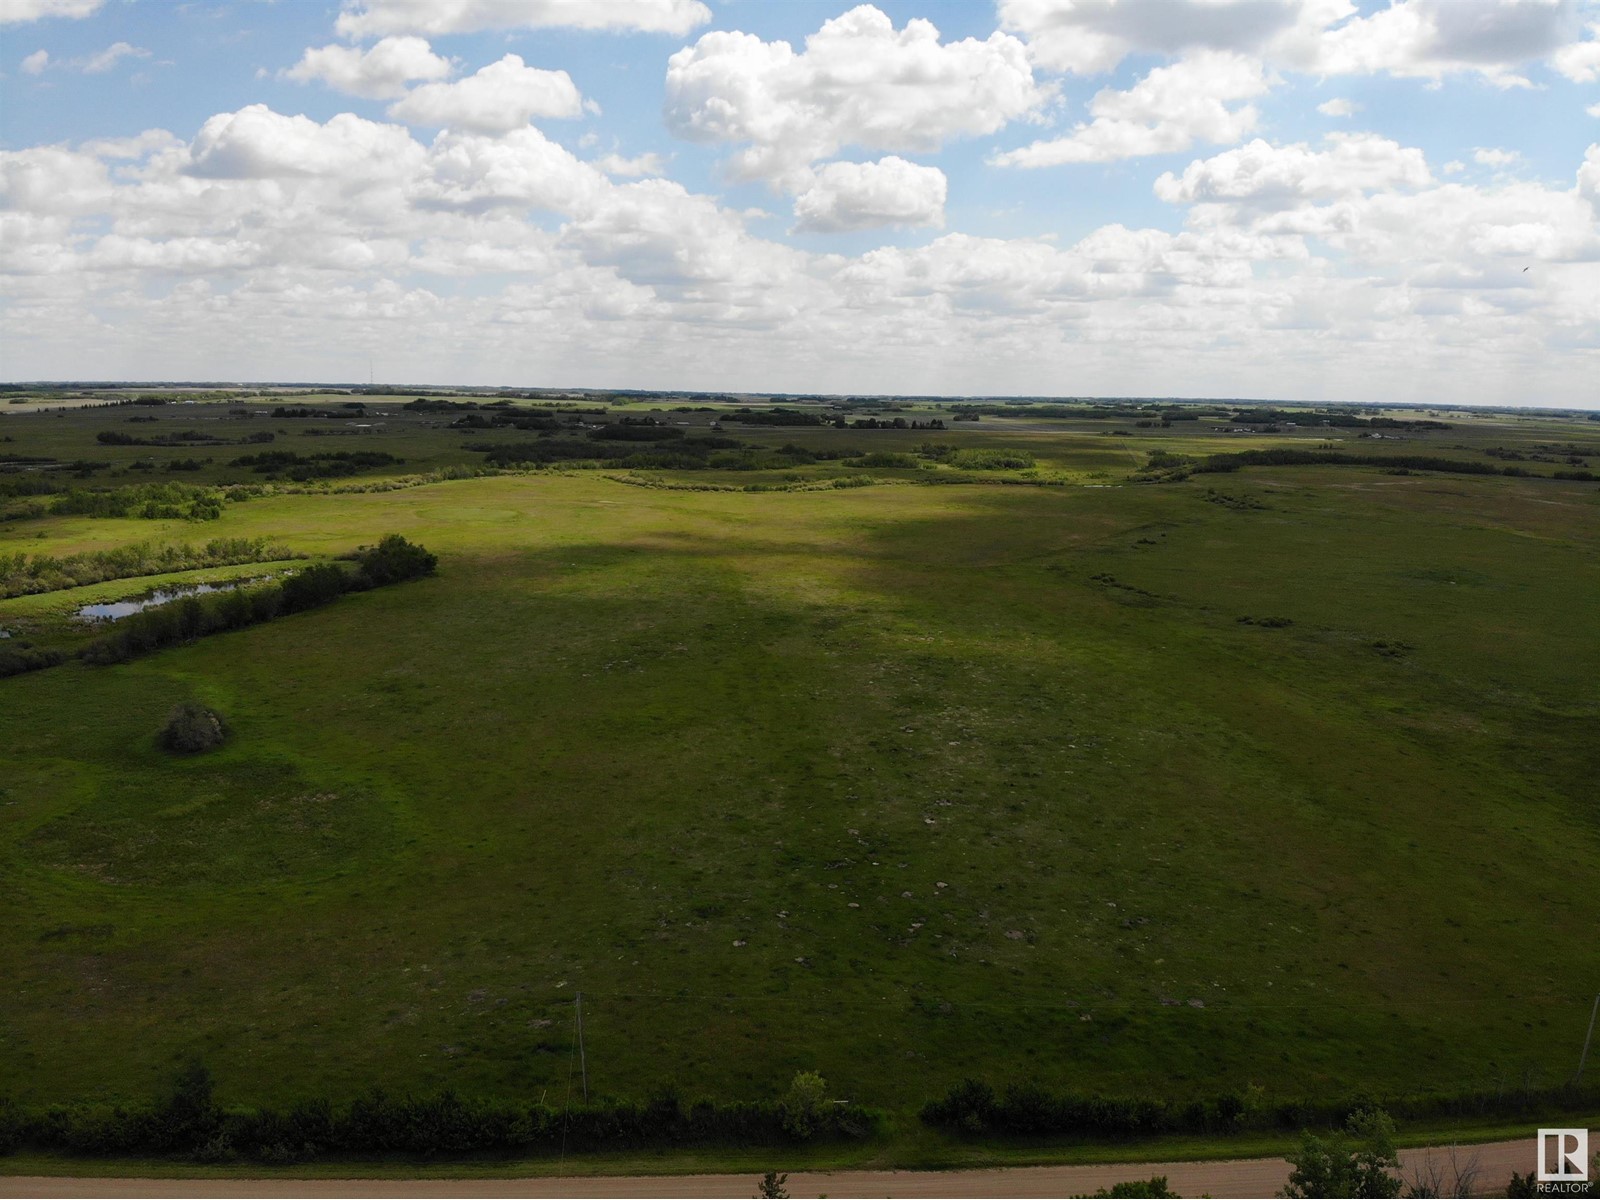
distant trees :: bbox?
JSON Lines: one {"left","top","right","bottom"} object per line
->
{"left": 227, "top": 450, "right": 403, "bottom": 480}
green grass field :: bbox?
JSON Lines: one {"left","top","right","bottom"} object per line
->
{"left": 3, "top": 393, "right": 1598, "bottom": 1132}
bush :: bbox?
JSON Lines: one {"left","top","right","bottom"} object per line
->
{"left": 1283, "top": 1106, "right": 1401, "bottom": 1199}
{"left": 279, "top": 563, "right": 352, "bottom": 613}
{"left": 780, "top": 1072, "right": 828, "bottom": 1140}
{"left": 947, "top": 448, "right": 1037, "bottom": 470}
{"left": 159, "top": 703, "right": 228, "bottom": 754}
{"left": 0, "top": 644, "right": 66, "bottom": 678}
{"left": 1088, "top": 1178, "right": 1178, "bottom": 1198}
{"left": 354, "top": 535, "right": 437, "bottom": 588}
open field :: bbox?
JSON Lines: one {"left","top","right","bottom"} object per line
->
{"left": 3, "top": 392, "right": 1598, "bottom": 1151}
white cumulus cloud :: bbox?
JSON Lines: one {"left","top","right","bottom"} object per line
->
{"left": 1154, "top": 133, "right": 1433, "bottom": 205}
{"left": 418, "top": 126, "right": 607, "bottom": 212}
{"left": 998, "top": 0, "right": 1311, "bottom": 74}
{"left": 1002, "top": 0, "right": 1587, "bottom": 88}
{"left": 1317, "top": 97, "right": 1358, "bottom": 117}
{"left": 335, "top": 0, "right": 710, "bottom": 39}
{"left": 283, "top": 36, "right": 453, "bottom": 100}
{"left": 995, "top": 51, "right": 1270, "bottom": 167}
{"left": 792, "top": 157, "right": 947, "bottom": 233}
{"left": 19, "top": 48, "right": 48, "bottom": 74}
{"left": 0, "top": 0, "right": 103, "bottom": 23}
{"left": 1552, "top": 22, "right": 1600, "bottom": 82}
{"left": 186, "top": 105, "right": 426, "bottom": 181}
{"left": 664, "top": 4, "right": 1048, "bottom": 186}
{"left": 387, "top": 54, "right": 584, "bottom": 132}
{"left": 1289, "top": 0, "right": 1578, "bottom": 87}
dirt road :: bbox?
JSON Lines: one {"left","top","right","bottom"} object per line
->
{"left": 2, "top": 1132, "right": 1583, "bottom": 1198}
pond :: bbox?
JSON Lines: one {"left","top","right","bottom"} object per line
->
{"left": 75, "top": 578, "right": 269, "bottom": 622}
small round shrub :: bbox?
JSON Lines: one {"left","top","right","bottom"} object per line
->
{"left": 159, "top": 703, "right": 228, "bottom": 754}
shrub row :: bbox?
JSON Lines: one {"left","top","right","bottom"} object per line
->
{"left": 1192, "top": 449, "right": 1550, "bottom": 478}
{"left": 0, "top": 1072, "right": 877, "bottom": 1164}
{"left": 51, "top": 481, "right": 228, "bottom": 521}
{"left": 228, "top": 450, "right": 403, "bottom": 480}
{"left": 0, "top": 644, "right": 66, "bottom": 679}
{"left": 921, "top": 1079, "right": 1600, "bottom": 1140}
{"left": 0, "top": 537, "right": 298, "bottom": 599}
{"left": 77, "top": 535, "right": 435, "bottom": 666}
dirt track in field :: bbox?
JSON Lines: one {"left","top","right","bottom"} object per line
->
{"left": 5, "top": 1131, "right": 1589, "bottom": 1198}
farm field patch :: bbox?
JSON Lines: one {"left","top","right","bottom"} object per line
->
{"left": 2, "top": 393, "right": 1598, "bottom": 1124}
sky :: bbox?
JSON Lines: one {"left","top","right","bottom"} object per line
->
{"left": 1, "top": 0, "right": 1598, "bottom": 406}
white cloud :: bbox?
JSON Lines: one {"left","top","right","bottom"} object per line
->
{"left": 0, "top": 0, "right": 102, "bottom": 23}
{"left": 593, "top": 151, "right": 667, "bottom": 177}
{"left": 335, "top": 0, "right": 710, "bottom": 39}
{"left": 20, "top": 48, "right": 48, "bottom": 74}
{"left": 998, "top": 0, "right": 1313, "bottom": 75}
{"left": 418, "top": 126, "right": 607, "bottom": 213}
{"left": 1589, "top": 101, "right": 1600, "bottom": 118}
{"left": 82, "top": 42, "right": 150, "bottom": 73}
{"left": 186, "top": 105, "right": 426, "bottom": 181}
{"left": 791, "top": 157, "right": 947, "bottom": 233}
{"left": 1474, "top": 147, "right": 1520, "bottom": 168}
{"left": 4, "top": 105, "right": 1597, "bottom": 408}
{"left": 387, "top": 55, "right": 583, "bottom": 132}
{"left": 1002, "top": 0, "right": 1586, "bottom": 88}
{"left": 1154, "top": 133, "right": 1433, "bottom": 205}
{"left": 995, "top": 51, "right": 1270, "bottom": 167}
{"left": 1288, "top": 0, "right": 1576, "bottom": 87}
{"left": 1552, "top": 22, "right": 1600, "bottom": 82}
{"left": 1579, "top": 144, "right": 1600, "bottom": 205}
{"left": 1317, "top": 97, "right": 1358, "bottom": 117}
{"left": 283, "top": 36, "right": 453, "bottom": 100}
{"left": 664, "top": 5, "right": 1048, "bottom": 186}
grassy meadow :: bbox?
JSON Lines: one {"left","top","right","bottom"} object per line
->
{"left": 2, "top": 391, "right": 1598, "bottom": 1137}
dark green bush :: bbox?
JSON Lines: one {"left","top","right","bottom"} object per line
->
{"left": 159, "top": 703, "right": 228, "bottom": 754}
{"left": 354, "top": 535, "right": 437, "bottom": 588}
{"left": 0, "top": 644, "right": 66, "bottom": 678}
{"left": 280, "top": 563, "right": 352, "bottom": 613}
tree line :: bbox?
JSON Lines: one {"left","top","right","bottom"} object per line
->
{"left": 0, "top": 537, "right": 299, "bottom": 599}
{"left": 0, "top": 1064, "right": 876, "bottom": 1164}
{"left": 75, "top": 535, "right": 436, "bottom": 667}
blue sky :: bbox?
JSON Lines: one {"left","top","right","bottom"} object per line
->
{"left": 2, "top": 0, "right": 1598, "bottom": 405}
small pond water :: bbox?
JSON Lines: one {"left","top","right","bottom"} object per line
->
{"left": 76, "top": 579, "right": 266, "bottom": 622}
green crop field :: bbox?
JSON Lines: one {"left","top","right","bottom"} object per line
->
{"left": 2, "top": 390, "right": 1598, "bottom": 1141}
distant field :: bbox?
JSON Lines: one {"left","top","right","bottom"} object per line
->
{"left": 2, "top": 392, "right": 1598, "bottom": 1124}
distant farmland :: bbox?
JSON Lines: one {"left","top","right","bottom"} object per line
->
{"left": 2, "top": 390, "right": 1597, "bottom": 1151}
